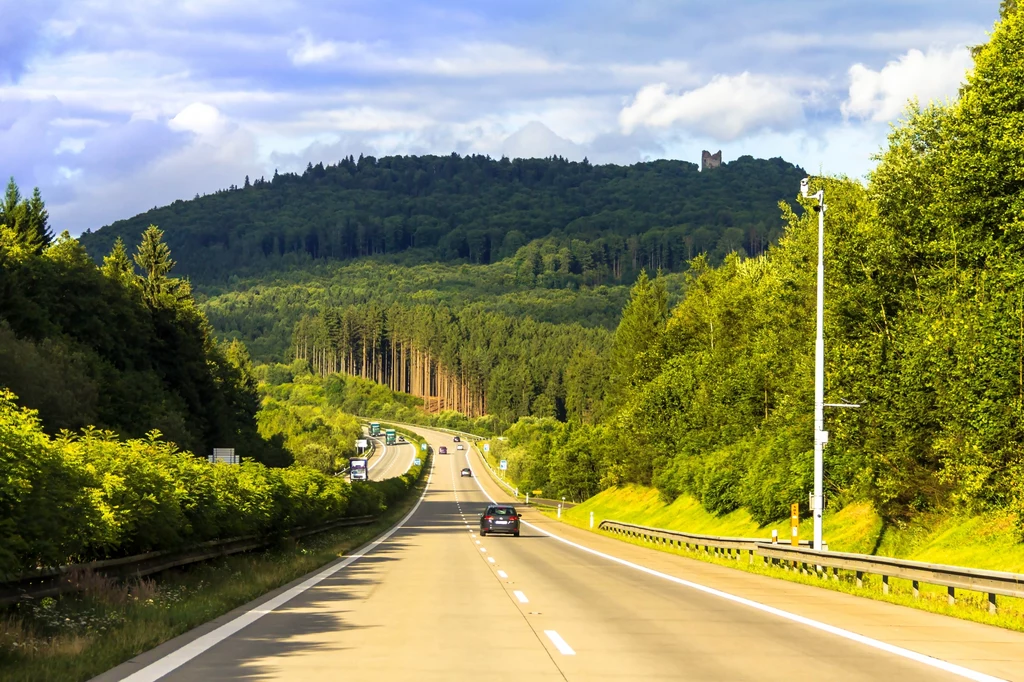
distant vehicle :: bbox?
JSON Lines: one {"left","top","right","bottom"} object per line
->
{"left": 479, "top": 505, "right": 520, "bottom": 537}
{"left": 461, "top": 467, "right": 472, "bottom": 477}
{"left": 398, "top": 435, "right": 405, "bottom": 442}
{"left": 457, "top": 444, "right": 464, "bottom": 450}
{"left": 385, "top": 429, "right": 397, "bottom": 445}
{"left": 369, "top": 422, "right": 381, "bottom": 437}
{"left": 453, "top": 435, "right": 461, "bottom": 442}
{"left": 349, "top": 458, "right": 368, "bottom": 481}
{"left": 439, "top": 446, "right": 448, "bottom": 455}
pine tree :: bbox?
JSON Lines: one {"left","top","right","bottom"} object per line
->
{"left": 26, "top": 187, "right": 53, "bottom": 252}
{"left": 1, "top": 177, "right": 25, "bottom": 238}
{"left": 102, "top": 237, "right": 136, "bottom": 284}
{"left": 133, "top": 225, "right": 176, "bottom": 299}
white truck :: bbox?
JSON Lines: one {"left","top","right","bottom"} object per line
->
{"left": 349, "top": 457, "right": 369, "bottom": 481}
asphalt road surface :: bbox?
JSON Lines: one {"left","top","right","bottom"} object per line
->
{"left": 94, "top": 426, "right": 1024, "bottom": 682}
{"left": 366, "top": 435, "right": 416, "bottom": 481}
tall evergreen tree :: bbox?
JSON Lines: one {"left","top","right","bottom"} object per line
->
{"left": 27, "top": 187, "right": 52, "bottom": 250}
{"left": 102, "top": 237, "right": 136, "bottom": 284}
{"left": 133, "top": 225, "right": 176, "bottom": 299}
{"left": 1, "top": 177, "right": 26, "bottom": 245}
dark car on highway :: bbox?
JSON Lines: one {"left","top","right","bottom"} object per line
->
{"left": 439, "top": 446, "right": 448, "bottom": 454}
{"left": 461, "top": 467, "right": 472, "bottom": 477}
{"left": 453, "top": 435, "right": 461, "bottom": 442}
{"left": 479, "top": 505, "right": 520, "bottom": 537}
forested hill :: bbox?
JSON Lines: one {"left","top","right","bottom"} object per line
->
{"left": 79, "top": 154, "right": 804, "bottom": 282}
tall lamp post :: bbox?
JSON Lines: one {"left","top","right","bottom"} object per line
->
{"left": 801, "top": 177, "right": 827, "bottom": 552}
{"left": 801, "top": 177, "right": 859, "bottom": 551}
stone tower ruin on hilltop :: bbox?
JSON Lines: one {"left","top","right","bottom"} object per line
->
{"left": 701, "top": 150, "right": 722, "bottom": 171}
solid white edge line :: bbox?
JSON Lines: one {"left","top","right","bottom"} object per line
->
{"left": 514, "top": 590, "right": 529, "bottom": 603}
{"left": 119, "top": 449, "right": 437, "bottom": 682}
{"left": 458, "top": 434, "right": 1005, "bottom": 682}
{"left": 544, "top": 630, "right": 575, "bottom": 655}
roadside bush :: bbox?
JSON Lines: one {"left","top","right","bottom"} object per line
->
{"left": 0, "top": 389, "right": 424, "bottom": 576}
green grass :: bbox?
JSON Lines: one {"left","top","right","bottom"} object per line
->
{"left": 566, "top": 485, "right": 1024, "bottom": 572}
{"left": 0, "top": 474, "right": 428, "bottom": 682}
{"left": 553, "top": 484, "right": 1024, "bottom": 632}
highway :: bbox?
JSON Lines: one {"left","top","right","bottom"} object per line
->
{"left": 94, "top": 426, "right": 1024, "bottom": 682}
{"left": 366, "top": 434, "right": 417, "bottom": 481}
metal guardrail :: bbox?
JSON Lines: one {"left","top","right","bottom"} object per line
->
{"left": 756, "top": 543, "right": 1024, "bottom": 613}
{"left": 600, "top": 520, "right": 809, "bottom": 553}
{"left": 0, "top": 515, "right": 377, "bottom": 607}
{"left": 599, "top": 519, "right": 1024, "bottom": 614}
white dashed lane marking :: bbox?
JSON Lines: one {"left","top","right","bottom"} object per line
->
{"left": 545, "top": 630, "right": 575, "bottom": 656}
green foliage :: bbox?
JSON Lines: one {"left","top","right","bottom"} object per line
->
{"left": 255, "top": 373, "right": 364, "bottom": 473}
{"left": 133, "top": 225, "right": 176, "bottom": 300}
{"left": 79, "top": 155, "right": 804, "bottom": 283}
{"left": 291, "top": 301, "right": 609, "bottom": 425}
{"left": 0, "top": 178, "right": 51, "bottom": 257}
{"left": 0, "top": 389, "right": 396, "bottom": 578}
{"left": 0, "top": 191, "right": 288, "bottom": 465}
{"left": 608, "top": 269, "right": 668, "bottom": 408}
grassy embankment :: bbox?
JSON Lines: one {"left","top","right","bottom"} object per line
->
{"left": 548, "top": 484, "right": 1024, "bottom": 631}
{"left": 0, "top": 451, "right": 431, "bottom": 682}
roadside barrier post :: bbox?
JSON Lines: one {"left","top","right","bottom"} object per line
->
{"left": 790, "top": 503, "right": 799, "bottom": 547}
{"left": 558, "top": 504, "right": 562, "bottom": 519}
{"left": 590, "top": 511, "right": 594, "bottom": 528}
{"left": 526, "top": 493, "right": 530, "bottom": 505}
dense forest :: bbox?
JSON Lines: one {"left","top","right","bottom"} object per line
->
{"left": 78, "top": 155, "right": 804, "bottom": 283}
{"left": 0, "top": 185, "right": 288, "bottom": 464}
{"left": 492, "top": 5, "right": 1024, "bottom": 531}
{"left": 200, "top": 258, "right": 669, "bottom": 363}
{"left": 291, "top": 303, "right": 610, "bottom": 422}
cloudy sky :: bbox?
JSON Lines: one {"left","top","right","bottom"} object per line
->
{"left": 0, "top": 0, "right": 999, "bottom": 235}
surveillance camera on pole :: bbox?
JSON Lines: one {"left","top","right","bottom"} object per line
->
{"left": 800, "top": 177, "right": 810, "bottom": 199}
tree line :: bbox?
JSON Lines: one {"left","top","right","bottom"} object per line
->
{"left": 78, "top": 154, "right": 802, "bottom": 283}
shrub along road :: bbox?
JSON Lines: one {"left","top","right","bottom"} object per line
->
{"left": 87, "top": 426, "right": 1024, "bottom": 681}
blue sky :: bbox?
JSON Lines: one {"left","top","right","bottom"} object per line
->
{"left": 0, "top": 0, "right": 1000, "bottom": 235}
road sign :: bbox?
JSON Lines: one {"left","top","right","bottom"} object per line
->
{"left": 421, "top": 443, "right": 427, "bottom": 451}
{"left": 483, "top": 443, "right": 490, "bottom": 452}
{"left": 209, "top": 448, "right": 238, "bottom": 464}
{"left": 499, "top": 459, "right": 507, "bottom": 471}
{"left": 356, "top": 439, "right": 368, "bottom": 449}
{"left": 414, "top": 458, "right": 422, "bottom": 466}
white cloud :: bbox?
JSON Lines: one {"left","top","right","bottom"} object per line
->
{"left": 288, "top": 32, "right": 565, "bottom": 77}
{"left": 618, "top": 73, "right": 806, "bottom": 141}
{"left": 169, "top": 102, "right": 226, "bottom": 136}
{"left": 501, "top": 121, "right": 584, "bottom": 160}
{"left": 288, "top": 31, "right": 367, "bottom": 65}
{"left": 49, "top": 125, "right": 260, "bottom": 232}
{"left": 55, "top": 137, "right": 86, "bottom": 154}
{"left": 300, "top": 107, "right": 434, "bottom": 133}
{"left": 842, "top": 47, "right": 973, "bottom": 122}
